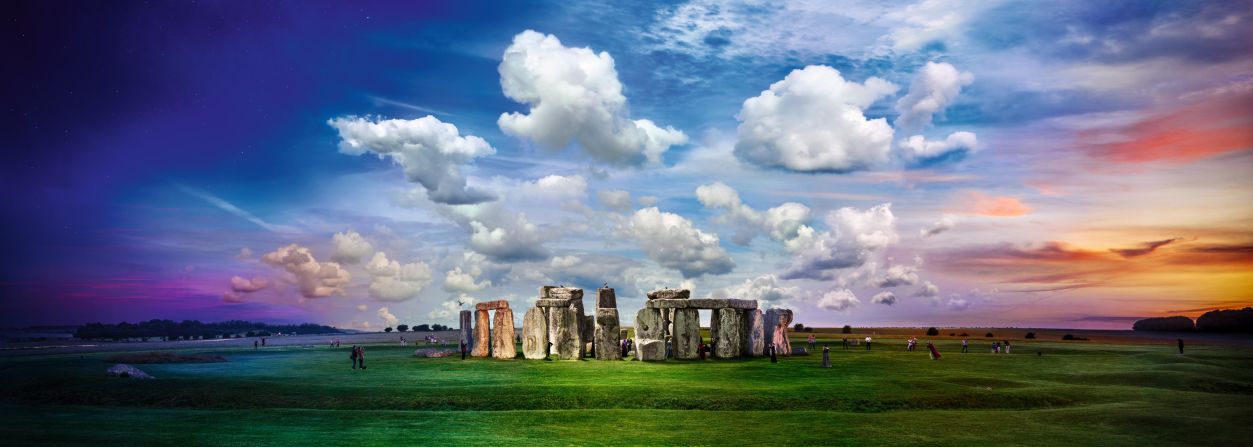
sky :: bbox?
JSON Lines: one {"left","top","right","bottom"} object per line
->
{"left": 3, "top": 0, "right": 1251, "bottom": 330}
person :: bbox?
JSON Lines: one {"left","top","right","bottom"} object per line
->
{"left": 698, "top": 342, "right": 707, "bottom": 360}
{"left": 1004, "top": 340, "right": 1011, "bottom": 354}
{"left": 356, "top": 346, "right": 365, "bottom": 369}
{"left": 253, "top": 340, "right": 258, "bottom": 350}
{"left": 769, "top": 344, "right": 778, "bottom": 363}
{"left": 842, "top": 337, "right": 848, "bottom": 350}
{"left": 961, "top": 338, "right": 968, "bottom": 353}
{"left": 460, "top": 339, "right": 467, "bottom": 360}
{"left": 261, "top": 337, "right": 266, "bottom": 347}
{"left": 927, "top": 342, "right": 941, "bottom": 360}
{"left": 821, "top": 345, "right": 831, "bottom": 368}
{"left": 1177, "top": 338, "right": 1184, "bottom": 355}
{"left": 666, "top": 337, "right": 673, "bottom": 358}
{"left": 992, "top": 342, "right": 1000, "bottom": 354}
{"left": 350, "top": 345, "right": 359, "bottom": 369}
{"left": 808, "top": 334, "right": 816, "bottom": 351}
{"left": 865, "top": 336, "right": 872, "bottom": 351}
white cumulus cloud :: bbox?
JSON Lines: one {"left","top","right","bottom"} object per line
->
{"left": 709, "top": 273, "right": 801, "bottom": 303}
{"left": 364, "top": 252, "right": 434, "bottom": 302}
{"left": 443, "top": 266, "right": 492, "bottom": 293}
{"left": 876, "top": 264, "right": 920, "bottom": 288}
{"left": 328, "top": 115, "right": 496, "bottom": 205}
{"left": 914, "top": 281, "right": 940, "bottom": 298}
{"left": 784, "top": 203, "right": 898, "bottom": 280}
{"left": 623, "top": 207, "right": 735, "bottom": 278}
{"left": 261, "top": 244, "right": 351, "bottom": 298}
{"left": 871, "top": 290, "right": 898, "bottom": 306}
{"left": 734, "top": 65, "right": 897, "bottom": 172}
{"left": 898, "top": 131, "right": 978, "bottom": 163}
{"left": 919, "top": 213, "right": 958, "bottom": 238}
{"left": 377, "top": 307, "right": 399, "bottom": 328}
{"left": 696, "top": 181, "right": 811, "bottom": 245}
{"left": 818, "top": 289, "right": 861, "bottom": 311}
{"left": 894, "top": 61, "right": 974, "bottom": 133}
{"left": 331, "top": 230, "right": 374, "bottom": 264}
{"left": 497, "top": 30, "right": 687, "bottom": 166}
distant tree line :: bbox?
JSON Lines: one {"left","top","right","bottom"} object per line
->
{"left": 391, "top": 323, "right": 451, "bottom": 332}
{"left": 1133, "top": 307, "right": 1253, "bottom": 333}
{"left": 74, "top": 319, "right": 340, "bottom": 341}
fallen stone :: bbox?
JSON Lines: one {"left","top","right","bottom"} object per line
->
{"left": 475, "top": 300, "right": 510, "bottom": 311}
{"left": 672, "top": 308, "right": 701, "bottom": 359}
{"left": 596, "top": 288, "right": 617, "bottom": 309}
{"left": 413, "top": 349, "right": 456, "bottom": 358}
{"left": 635, "top": 338, "right": 665, "bottom": 361}
{"left": 534, "top": 299, "right": 571, "bottom": 307}
{"left": 107, "top": 364, "right": 154, "bottom": 379}
{"left": 745, "top": 308, "right": 764, "bottom": 356}
{"left": 472, "top": 309, "right": 491, "bottom": 357}
{"left": 521, "top": 307, "right": 549, "bottom": 360}
{"left": 551, "top": 306, "right": 582, "bottom": 360}
{"left": 594, "top": 308, "right": 621, "bottom": 360}
{"left": 647, "top": 288, "right": 690, "bottom": 300}
{"left": 713, "top": 308, "right": 743, "bottom": 358}
{"left": 492, "top": 308, "right": 516, "bottom": 359}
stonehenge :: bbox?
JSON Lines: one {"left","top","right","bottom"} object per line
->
{"left": 467, "top": 284, "right": 794, "bottom": 363}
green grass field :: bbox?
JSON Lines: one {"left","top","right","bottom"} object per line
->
{"left": 2, "top": 335, "right": 1251, "bottom": 446}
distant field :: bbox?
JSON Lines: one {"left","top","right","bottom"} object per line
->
{"left": 1, "top": 331, "right": 1250, "bottom": 446}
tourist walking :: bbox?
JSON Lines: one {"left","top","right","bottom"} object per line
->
{"left": 1177, "top": 338, "right": 1184, "bottom": 355}
{"left": 350, "top": 345, "right": 359, "bottom": 369}
{"left": 842, "top": 337, "right": 848, "bottom": 350}
{"left": 808, "top": 334, "right": 816, "bottom": 351}
{"left": 961, "top": 338, "right": 968, "bottom": 353}
{"left": 927, "top": 342, "right": 941, "bottom": 360}
{"left": 769, "top": 345, "right": 778, "bottom": 363}
{"left": 1004, "top": 340, "right": 1011, "bottom": 354}
{"left": 698, "top": 342, "right": 707, "bottom": 360}
{"left": 460, "top": 339, "right": 467, "bottom": 360}
{"left": 356, "top": 346, "right": 365, "bottom": 369}
{"left": 865, "top": 336, "right": 872, "bottom": 351}
{"left": 821, "top": 345, "right": 831, "bottom": 368}
{"left": 254, "top": 340, "right": 258, "bottom": 350}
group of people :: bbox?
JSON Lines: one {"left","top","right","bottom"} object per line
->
{"left": 348, "top": 345, "right": 366, "bottom": 369}
{"left": 906, "top": 336, "right": 919, "bottom": 351}
{"left": 252, "top": 337, "right": 267, "bottom": 349}
{"left": 992, "top": 340, "right": 1012, "bottom": 354}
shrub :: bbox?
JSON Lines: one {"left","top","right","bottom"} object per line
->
{"left": 794, "top": 323, "right": 805, "bottom": 331}
{"left": 926, "top": 327, "right": 939, "bottom": 336}
{"left": 1025, "top": 332, "right": 1036, "bottom": 339}
{"left": 414, "top": 324, "right": 431, "bottom": 332}
{"left": 1061, "top": 334, "right": 1088, "bottom": 341}
{"left": 841, "top": 325, "right": 852, "bottom": 334}
{"left": 384, "top": 327, "right": 393, "bottom": 333}
{"left": 396, "top": 324, "right": 409, "bottom": 332}
{"left": 984, "top": 332, "right": 994, "bottom": 338}
{"left": 1196, "top": 307, "right": 1253, "bottom": 333}
{"left": 959, "top": 332, "right": 969, "bottom": 337}
{"left": 949, "top": 333, "right": 955, "bottom": 336}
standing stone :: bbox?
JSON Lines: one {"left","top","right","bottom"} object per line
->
{"left": 713, "top": 308, "right": 743, "bottom": 358}
{"left": 472, "top": 309, "right": 491, "bottom": 357}
{"left": 594, "top": 308, "right": 621, "bottom": 360}
{"left": 672, "top": 308, "right": 700, "bottom": 359}
{"left": 491, "top": 308, "right": 516, "bottom": 359}
{"left": 459, "top": 310, "right": 473, "bottom": 354}
{"left": 551, "top": 306, "right": 582, "bottom": 360}
{"left": 582, "top": 314, "right": 596, "bottom": 357}
{"left": 634, "top": 308, "right": 665, "bottom": 361}
{"left": 521, "top": 307, "right": 548, "bottom": 360}
{"left": 763, "top": 309, "right": 779, "bottom": 350}
{"left": 596, "top": 288, "right": 617, "bottom": 309}
{"left": 744, "top": 308, "right": 764, "bottom": 356}
{"left": 770, "top": 309, "right": 794, "bottom": 355}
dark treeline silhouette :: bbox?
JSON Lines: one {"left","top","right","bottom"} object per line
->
{"left": 1133, "top": 308, "right": 1253, "bottom": 333}
{"left": 74, "top": 319, "right": 340, "bottom": 341}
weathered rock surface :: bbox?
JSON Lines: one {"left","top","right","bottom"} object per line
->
{"left": 685, "top": 298, "right": 733, "bottom": 309}
{"left": 672, "top": 308, "right": 701, "bottom": 359}
{"left": 745, "top": 308, "right": 764, "bottom": 356}
{"left": 472, "top": 309, "right": 491, "bottom": 357}
{"left": 545, "top": 287, "right": 583, "bottom": 300}
{"left": 596, "top": 288, "right": 617, "bottom": 309}
{"left": 713, "top": 308, "right": 743, "bottom": 358}
{"left": 726, "top": 299, "right": 758, "bottom": 309}
{"left": 551, "top": 306, "right": 582, "bottom": 360}
{"left": 594, "top": 308, "right": 621, "bottom": 360}
{"left": 459, "top": 310, "right": 473, "bottom": 353}
{"left": 635, "top": 338, "right": 665, "bottom": 361}
{"left": 582, "top": 314, "right": 596, "bottom": 357}
{"left": 521, "top": 307, "right": 549, "bottom": 359}
{"left": 647, "top": 288, "right": 690, "bottom": 300}
{"left": 475, "top": 300, "right": 510, "bottom": 311}
{"left": 107, "top": 364, "right": 154, "bottom": 379}
{"left": 491, "top": 308, "right": 516, "bottom": 359}
{"left": 646, "top": 299, "right": 689, "bottom": 309}
{"left": 534, "top": 299, "right": 572, "bottom": 307}
{"left": 634, "top": 308, "right": 664, "bottom": 340}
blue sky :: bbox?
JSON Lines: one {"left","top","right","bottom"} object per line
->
{"left": 3, "top": 0, "right": 1251, "bottom": 329}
